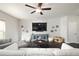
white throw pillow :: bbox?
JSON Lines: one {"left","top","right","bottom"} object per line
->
{"left": 4, "top": 43, "right": 18, "bottom": 50}
{"left": 48, "top": 37, "right": 53, "bottom": 42}
{"left": 61, "top": 43, "right": 74, "bottom": 49}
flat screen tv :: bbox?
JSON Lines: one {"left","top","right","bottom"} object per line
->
{"left": 32, "top": 23, "right": 47, "bottom": 31}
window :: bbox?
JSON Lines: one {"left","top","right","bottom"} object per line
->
{"left": 0, "top": 20, "right": 5, "bottom": 39}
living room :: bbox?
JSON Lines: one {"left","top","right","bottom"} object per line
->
{"left": 0, "top": 3, "right": 79, "bottom": 56}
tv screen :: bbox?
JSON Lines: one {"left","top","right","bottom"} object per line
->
{"left": 32, "top": 23, "right": 47, "bottom": 31}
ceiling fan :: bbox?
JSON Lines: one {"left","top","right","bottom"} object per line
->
{"left": 25, "top": 3, "right": 51, "bottom": 15}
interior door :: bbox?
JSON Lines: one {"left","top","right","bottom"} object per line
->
{"left": 68, "top": 19, "right": 78, "bottom": 43}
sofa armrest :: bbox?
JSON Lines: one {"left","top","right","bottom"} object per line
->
{"left": 0, "top": 42, "right": 13, "bottom": 49}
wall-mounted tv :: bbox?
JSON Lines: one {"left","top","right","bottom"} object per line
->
{"left": 32, "top": 23, "right": 47, "bottom": 31}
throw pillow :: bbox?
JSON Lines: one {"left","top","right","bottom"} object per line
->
{"left": 61, "top": 43, "right": 74, "bottom": 49}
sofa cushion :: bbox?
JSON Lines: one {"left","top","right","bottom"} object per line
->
{"left": 57, "top": 49, "right": 79, "bottom": 56}
{"left": 67, "top": 43, "right": 79, "bottom": 48}
{"left": 0, "top": 39, "right": 12, "bottom": 45}
{"left": 0, "top": 42, "right": 13, "bottom": 49}
{"left": 4, "top": 43, "right": 18, "bottom": 50}
{"left": 20, "top": 48, "right": 60, "bottom": 56}
{"left": 0, "top": 50, "right": 25, "bottom": 56}
{"left": 61, "top": 43, "right": 74, "bottom": 49}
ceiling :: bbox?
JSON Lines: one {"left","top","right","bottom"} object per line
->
{"left": 0, "top": 3, "right": 79, "bottom": 20}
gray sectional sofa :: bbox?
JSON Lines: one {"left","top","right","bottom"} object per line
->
{"left": 0, "top": 42, "right": 79, "bottom": 56}
{"left": 0, "top": 39, "right": 13, "bottom": 49}
{"left": 0, "top": 48, "right": 79, "bottom": 56}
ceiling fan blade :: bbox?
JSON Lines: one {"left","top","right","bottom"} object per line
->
{"left": 42, "top": 8, "right": 51, "bottom": 10}
{"left": 31, "top": 11, "right": 36, "bottom": 14}
{"left": 38, "top": 3, "right": 42, "bottom": 7}
{"left": 40, "top": 12, "right": 43, "bottom": 15}
{"left": 25, "top": 4, "right": 36, "bottom": 9}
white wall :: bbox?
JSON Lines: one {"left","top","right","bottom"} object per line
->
{"left": 60, "top": 16, "right": 68, "bottom": 42}
{"left": 0, "top": 11, "right": 19, "bottom": 42}
{"left": 1, "top": 10, "right": 79, "bottom": 43}
{"left": 20, "top": 17, "right": 61, "bottom": 42}
{"left": 20, "top": 15, "right": 79, "bottom": 43}
{"left": 67, "top": 16, "right": 79, "bottom": 43}
{"left": 60, "top": 16, "right": 79, "bottom": 43}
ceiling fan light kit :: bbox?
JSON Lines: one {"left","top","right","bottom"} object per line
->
{"left": 36, "top": 9, "right": 42, "bottom": 13}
